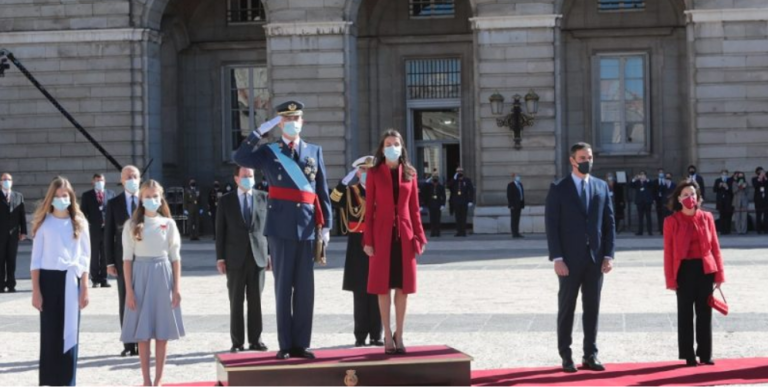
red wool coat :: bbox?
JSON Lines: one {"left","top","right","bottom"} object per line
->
{"left": 363, "top": 163, "right": 427, "bottom": 294}
{"left": 663, "top": 210, "right": 726, "bottom": 290}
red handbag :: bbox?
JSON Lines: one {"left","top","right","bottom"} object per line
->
{"left": 708, "top": 287, "right": 728, "bottom": 316}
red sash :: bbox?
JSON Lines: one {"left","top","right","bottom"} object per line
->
{"left": 268, "top": 186, "right": 325, "bottom": 226}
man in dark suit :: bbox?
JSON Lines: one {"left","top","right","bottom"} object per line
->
{"left": 216, "top": 166, "right": 269, "bottom": 353}
{"left": 421, "top": 172, "right": 446, "bottom": 237}
{"left": 545, "top": 142, "right": 615, "bottom": 373}
{"left": 714, "top": 169, "right": 734, "bottom": 234}
{"left": 105, "top": 165, "right": 141, "bottom": 356}
{"left": 0, "top": 173, "right": 27, "bottom": 293}
{"left": 81, "top": 173, "right": 116, "bottom": 288}
{"left": 630, "top": 171, "right": 654, "bottom": 236}
{"left": 449, "top": 167, "right": 474, "bottom": 237}
{"left": 753, "top": 167, "right": 768, "bottom": 234}
{"left": 507, "top": 173, "right": 525, "bottom": 238}
{"left": 184, "top": 179, "right": 202, "bottom": 240}
{"left": 652, "top": 169, "right": 674, "bottom": 235}
{"left": 687, "top": 165, "right": 706, "bottom": 201}
{"left": 234, "top": 101, "right": 332, "bottom": 360}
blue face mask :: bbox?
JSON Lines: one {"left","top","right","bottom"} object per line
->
{"left": 384, "top": 145, "right": 402, "bottom": 162}
{"left": 360, "top": 172, "right": 367, "bottom": 186}
{"left": 94, "top": 181, "right": 105, "bottom": 191}
{"left": 142, "top": 197, "right": 162, "bottom": 213}
{"left": 52, "top": 197, "right": 71, "bottom": 211}
{"left": 283, "top": 121, "right": 302, "bottom": 137}
{"left": 239, "top": 177, "right": 255, "bottom": 191}
{"left": 2, "top": 180, "right": 12, "bottom": 190}
{"left": 515, "top": 176, "right": 521, "bottom": 183}
{"left": 125, "top": 179, "right": 140, "bottom": 194}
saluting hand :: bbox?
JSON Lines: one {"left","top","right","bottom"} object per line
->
{"left": 364, "top": 245, "right": 374, "bottom": 257}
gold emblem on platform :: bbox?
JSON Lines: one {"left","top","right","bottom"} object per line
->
{"left": 344, "top": 370, "right": 358, "bottom": 387}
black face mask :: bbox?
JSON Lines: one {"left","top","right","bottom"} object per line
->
{"left": 214, "top": 184, "right": 220, "bottom": 189}
{"left": 576, "top": 160, "right": 593, "bottom": 175}
{"left": 457, "top": 173, "right": 464, "bottom": 178}
{"left": 689, "top": 170, "right": 696, "bottom": 176}
{"left": 432, "top": 178, "right": 439, "bottom": 183}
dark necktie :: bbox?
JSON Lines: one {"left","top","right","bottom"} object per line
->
{"left": 288, "top": 141, "right": 299, "bottom": 162}
{"left": 97, "top": 191, "right": 104, "bottom": 205}
{"left": 128, "top": 195, "right": 135, "bottom": 215}
{"left": 243, "top": 193, "right": 252, "bottom": 226}
{"left": 581, "top": 180, "right": 588, "bottom": 211}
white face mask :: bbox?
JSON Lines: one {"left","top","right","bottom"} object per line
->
{"left": 142, "top": 197, "right": 162, "bottom": 213}
{"left": 94, "top": 181, "right": 105, "bottom": 191}
{"left": 2, "top": 180, "right": 11, "bottom": 190}
{"left": 283, "top": 121, "right": 302, "bottom": 137}
{"left": 52, "top": 196, "right": 71, "bottom": 211}
{"left": 124, "top": 178, "right": 140, "bottom": 194}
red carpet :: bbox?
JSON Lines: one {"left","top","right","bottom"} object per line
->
{"left": 166, "top": 357, "right": 768, "bottom": 386}
{"left": 472, "top": 357, "right": 768, "bottom": 386}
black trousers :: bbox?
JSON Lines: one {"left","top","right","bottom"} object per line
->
{"left": 429, "top": 206, "right": 441, "bottom": 236}
{"left": 89, "top": 229, "right": 107, "bottom": 284}
{"left": 211, "top": 208, "right": 217, "bottom": 239}
{"left": 39, "top": 270, "right": 78, "bottom": 386}
{"left": 455, "top": 204, "right": 468, "bottom": 236}
{"left": 719, "top": 209, "right": 733, "bottom": 234}
{"left": 636, "top": 203, "right": 652, "bottom": 235}
{"left": 227, "top": 253, "right": 265, "bottom": 348}
{"left": 0, "top": 232, "right": 19, "bottom": 289}
{"left": 676, "top": 260, "right": 714, "bottom": 361}
{"left": 755, "top": 208, "right": 767, "bottom": 233}
{"left": 655, "top": 201, "right": 667, "bottom": 233}
{"left": 510, "top": 208, "right": 522, "bottom": 236}
{"left": 557, "top": 256, "right": 603, "bottom": 360}
{"left": 353, "top": 291, "right": 382, "bottom": 343}
{"left": 115, "top": 265, "right": 137, "bottom": 352}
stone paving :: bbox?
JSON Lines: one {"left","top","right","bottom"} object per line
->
{"left": 0, "top": 233, "right": 767, "bottom": 386}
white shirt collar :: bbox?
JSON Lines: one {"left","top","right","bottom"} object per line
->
{"left": 238, "top": 187, "right": 252, "bottom": 197}
{"left": 125, "top": 190, "right": 136, "bottom": 199}
{"left": 571, "top": 172, "right": 590, "bottom": 186}
{"left": 282, "top": 136, "right": 300, "bottom": 148}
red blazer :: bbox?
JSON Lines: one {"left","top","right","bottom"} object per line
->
{"left": 363, "top": 163, "right": 427, "bottom": 294}
{"left": 663, "top": 210, "right": 725, "bottom": 290}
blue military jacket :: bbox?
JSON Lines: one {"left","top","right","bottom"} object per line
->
{"left": 234, "top": 131, "right": 332, "bottom": 241}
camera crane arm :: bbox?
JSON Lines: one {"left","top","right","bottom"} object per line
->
{"left": 0, "top": 49, "right": 153, "bottom": 175}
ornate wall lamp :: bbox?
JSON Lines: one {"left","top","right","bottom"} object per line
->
{"left": 489, "top": 89, "right": 540, "bottom": 149}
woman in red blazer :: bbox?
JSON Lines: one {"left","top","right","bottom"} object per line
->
{"left": 663, "top": 180, "right": 725, "bottom": 367}
{"left": 363, "top": 129, "right": 427, "bottom": 355}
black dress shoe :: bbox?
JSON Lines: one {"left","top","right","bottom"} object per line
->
{"left": 7, "top": 288, "right": 15, "bottom": 293}
{"left": 562, "top": 359, "right": 578, "bottom": 373}
{"left": 369, "top": 339, "right": 384, "bottom": 347}
{"left": 130, "top": 347, "right": 139, "bottom": 356}
{"left": 513, "top": 234, "right": 525, "bottom": 238}
{"left": 685, "top": 358, "right": 698, "bottom": 367}
{"left": 249, "top": 342, "right": 268, "bottom": 351}
{"left": 276, "top": 350, "right": 291, "bottom": 360}
{"left": 290, "top": 348, "right": 315, "bottom": 359}
{"left": 230, "top": 346, "right": 244, "bottom": 353}
{"left": 0, "top": 288, "right": 5, "bottom": 294}
{"left": 700, "top": 358, "right": 715, "bottom": 365}
{"left": 120, "top": 349, "right": 131, "bottom": 357}
{"left": 91, "top": 282, "right": 101, "bottom": 288}
{"left": 100, "top": 281, "right": 111, "bottom": 288}
{"left": 635, "top": 232, "right": 643, "bottom": 236}
{"left": 581, "top": 356, "right": 606, "bottom": 371}
{"left": 354, "top": 340, "right": 366, "bottom": 347}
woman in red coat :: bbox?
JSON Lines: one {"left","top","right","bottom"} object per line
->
{"left": 363, "top": 129, "right": 427, "bottom": 355}
{"left": 663, "top": 181, "right": 725, "bottom": 367}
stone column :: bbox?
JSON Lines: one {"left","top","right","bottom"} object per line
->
{"left": 264, "top": 21, "right": 357, "bottom": 180}
{"left": 470, "top": 14, "right": 560, "bottom": 234}
{"left": 686, "top": 5, "right": 768, "bottom": 177}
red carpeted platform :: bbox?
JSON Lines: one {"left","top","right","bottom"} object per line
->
{"left": 168, "top": 356, "right": 768, "bottom": 386}
{"left": 472, "top": 357, "right": 768, "bottom": 386}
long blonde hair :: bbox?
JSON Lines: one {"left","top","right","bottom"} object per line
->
{"left": 31, "top": 177, "right": 86, "bottom": 239}
{"left": 131, "top": 180, "right": 172, "bottom": 241}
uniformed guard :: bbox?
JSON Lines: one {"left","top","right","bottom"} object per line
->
{"left": 331, "top": 155, "right": 383, "bottom": 347}
{"left": 184, "top": 179, "right": 202, "bottom": 240}
{"left": 448, "top": 167, "right": 474, "bottom": 237}
{"left": 421, "top": 172, "right": 446, "bottom": 237}
{"left": 234, "top": 100, "right": 332, "bottom": 360}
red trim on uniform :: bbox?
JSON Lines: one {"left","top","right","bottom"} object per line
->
{"left": 348, "top": 222, "right": 365, "bottom": 233}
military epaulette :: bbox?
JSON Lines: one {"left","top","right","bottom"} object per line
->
{"left": 330, "top": 188, "right": 343, "bottom": 202}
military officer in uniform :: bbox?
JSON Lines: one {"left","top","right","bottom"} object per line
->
{"left": 421, "top": 172, "right": 446, "bottom": 237}
{"left": 449, "top": 167, "right": 474, "bottom": 237}
{"left": 208, "top": 181, "right": 222, "bottom": 240}
{"left": 331, "top": 155, "right": 383, "bottom": 347}
{"left": 234, "top": 101, "right": 332, "bottom": 360}
{"left": 184, "top": 179, "right": 202, "bottom": 240}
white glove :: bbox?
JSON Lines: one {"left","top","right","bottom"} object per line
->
{"left": 322, "top": 227, "right": 330, "bottom": 245}
{"left": 341, "top": 168, "right": 358, "bottom": 185}
{"left": 440, "top": 206, "right": 445, "bottom": 211}
{"left": 468, "top": 202, "right": 474, "bottom": 207}
{"left": 183, "top": 210, "right": 189, "bottom": 216}
{"left": 255, "top": 116, "right": 283, "bottom": 136}
{"left": 420, "top": 207, "right": 424, "bottom": 212}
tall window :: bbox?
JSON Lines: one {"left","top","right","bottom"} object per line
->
{"left": 227, "top": 0, "right": 265, "bottom": 24}
{"left": 409, "top": 0, "right": 455, "bottom": 18}
{"left": 593, "top": 54, "right": 649, "bottom": 154}
{"left": 598, "top": 0, "right": 645, "bottom": 12}
{"left": 405, "top": 58, "right": 461, "bottom": 100}
{"left": 224, "top": 66, "right": 270, "bottom": 159}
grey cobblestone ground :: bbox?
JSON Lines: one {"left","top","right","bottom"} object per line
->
{"left": 0, "top": 234, "right": 766, "bottom": 386}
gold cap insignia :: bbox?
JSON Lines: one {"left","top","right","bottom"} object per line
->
{"left": 288, "top": 103, "right": 297, "bottom": 111}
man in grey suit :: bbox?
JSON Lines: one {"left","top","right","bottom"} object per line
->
{"left": 545, "top": 142, "right": 615, "bottom": 373}
{"left": 216, "top": 166, "right": 269, "bottom": 353}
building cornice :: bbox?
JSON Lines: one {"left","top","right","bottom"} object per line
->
{"left": 264, "top": 21, "right": 354, "bottom": 36}
{"left": 469, "top": 15, "right": 562, "bottom": 30}
{"left": 0, "top": 28, "right": 162, "bottom": 45}
{"left": 685, "top": 8, "right": 768, "bottom": 23}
